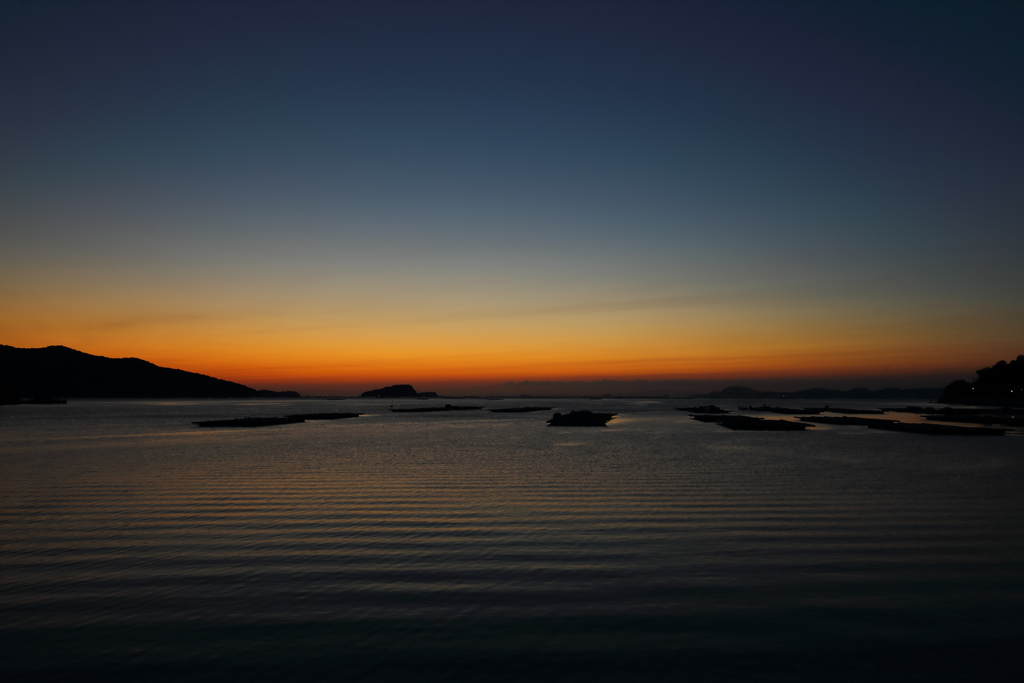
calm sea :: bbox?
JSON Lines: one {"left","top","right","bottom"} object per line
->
{"left": 1, "top": 398, "right": 1022, "bottom": 682}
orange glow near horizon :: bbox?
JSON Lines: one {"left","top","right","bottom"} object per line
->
{"left": 3, "top": 250, "right": 1021, "bottom": 393}
{"left": 3, "top": 300, "right": 1016, "bottom": 393}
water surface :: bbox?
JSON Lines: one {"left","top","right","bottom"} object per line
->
{"left": 2, "top": 399, "right": 1022, "bottom": 681}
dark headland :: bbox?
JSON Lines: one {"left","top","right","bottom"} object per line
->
{"left": 940, "top": 355, "right": 1024, "bottom": 406}
{"left": 0, "top": 345, "right": 299, "bottom": 399}
{"left": 682, "top": 354, "right": 1020, "bottom": 406}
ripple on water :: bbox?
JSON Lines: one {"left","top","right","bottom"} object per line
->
{"left": 1, "top": 399, "right": 1023, "bottom": 681}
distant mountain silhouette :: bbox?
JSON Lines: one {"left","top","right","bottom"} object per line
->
{"left": 361, "top": 384, "right": 438, "bottom": 398}
{"left": 0, "top": 345, "right": 300, "bottom": 399}
{"left": 697, "top": 385, "right": 942, "bottom": 400}
{"left": 940, "top": 355, "right": 1024, "bottom": 406}
{"left": 256, "top": 389, "right": 301, "bottom": 398}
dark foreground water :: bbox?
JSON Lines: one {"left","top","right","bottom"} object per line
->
{"left": 1, "top": 398, "right": 1022, "bottom": 682}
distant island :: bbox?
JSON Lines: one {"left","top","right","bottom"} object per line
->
{"left": 547, "top": 410, "right": 616, "bottom": 427}
{"left": 940, "top": 355, "right": 1023, "bottom": 406}
{"left": 361, "top": 384, "right": 438, "bottom": 398}
{"left": 0, "top": 345, "right": 300, "bottom": 400}
{"left": 695, "top": 386, "right": 943, "bottom": 400}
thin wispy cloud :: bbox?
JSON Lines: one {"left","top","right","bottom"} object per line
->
{"left": 411, "top": 293, "right": 755, "bottom": 325}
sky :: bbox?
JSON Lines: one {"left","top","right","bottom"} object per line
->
{"left": 2, "top": 0, "right": 1022, "bottom": 395}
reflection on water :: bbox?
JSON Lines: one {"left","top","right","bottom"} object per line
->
{"left": 1, "top": 399, "right": 1022, "bottom": 681}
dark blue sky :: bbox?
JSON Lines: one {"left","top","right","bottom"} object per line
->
{"left": 2, "top": 1, "right": 1022, "bottom": 389}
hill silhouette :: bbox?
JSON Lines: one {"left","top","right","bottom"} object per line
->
{"left": 0, "top": 345, "right": 299, "bottom": 399}
{"left": 697, "top": 386, "right": 942, "bottom": 400}
{"left": 940, "top": 355, "right": 1024, "bottom": 406}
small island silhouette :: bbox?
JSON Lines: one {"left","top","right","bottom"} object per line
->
{"left": 798, "top": 415, "right": 1005, "bottom": 436}
{"left": 547, "top": 410, "right": 616, "bottom": 426}
{"left": 193, "top": 416, "right": 306, "bottom": 428}
{"left": 679, "top": 405, "right": 730, "bottom": 414}
{"left": 690, "top": 414, "right": 810, "bottom": 431}
{"left": 739, "top": 405, "right": 822, "bottom": 415}
{"left": 192, "top": 412, "right": 362, "bottom": 428}
{"left": 390, "top": 404, "right": 482, "bottom": 413}
{"left": 361, "top": 384, "right": 439, "bottom": 398}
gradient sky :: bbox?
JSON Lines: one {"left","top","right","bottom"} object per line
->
{"left": 2, "top": 0, "right": 1022, "bottom": 394}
